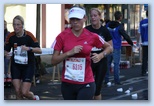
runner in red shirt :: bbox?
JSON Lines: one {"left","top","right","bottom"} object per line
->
{"left": 51, "top": 5, "right": 113, "bottom": 100}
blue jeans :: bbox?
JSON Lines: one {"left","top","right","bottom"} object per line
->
{"left": 105, "top": 49, "right": 121, "bottom": 83}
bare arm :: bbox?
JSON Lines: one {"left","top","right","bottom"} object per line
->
{"left": 107, "top": 40, "right": 113, "bottom": 47}
{"left": 91, "top": 41, "right": 113, "bottom": 63}
{"left": 101, "top": 41, "right": 113, "bottom": 56}
{"left": 21, "top": 45, "right": 42, "bottom": 54}
{"left": 51, "top": 45, "right": 83, "bottom": 66}
{"left": 31, "top": 47, "right": 42, "bottom": 54}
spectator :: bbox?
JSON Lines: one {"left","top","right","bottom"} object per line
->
{"left": 85, "top": 8, "right": 112, "bottom": 100}
{"left": 105, "top": 11, "right": 136, "bottom": 85}
{"left": 51, "top": 5, "right": 113, "bottom": 100}
{"left": 4, "top": 15, "right": 42, "bottom": 100}
{"left": 137, "top": 10, "right": 148, "bottom": 76}
{"left": 4, "top": 20, "right": 11, "bottom": 79}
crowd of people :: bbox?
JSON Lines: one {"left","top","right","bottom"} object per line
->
{"left": 4, "top": 5, "right": 148, "bottom": 100}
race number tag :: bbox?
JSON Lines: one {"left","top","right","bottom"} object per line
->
{"left": 64, "top": 58, "right": 86, "bottom": 82}
{"left": 14, "top": 46, "right": 28, "bottom": 64}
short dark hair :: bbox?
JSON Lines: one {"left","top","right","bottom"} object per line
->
{"left": 114, "top": 11, "right": 123, "bottom": 20}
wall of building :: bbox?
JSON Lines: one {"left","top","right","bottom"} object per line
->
{"left": 4, "top": 4, "right": 37, "bottom": 40}
{"left": 46, "top": 4, "right": 62, "bottom": 48}
{"left": 4, "top": 4, "right": 147, "bottom": 48}
{"left": 4, "top": 4, "right": 63, "bottom": 48}
{"left": 4, "top": 4, "right": 27, "bottom": 32}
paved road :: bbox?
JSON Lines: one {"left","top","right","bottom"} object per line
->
{"left": 4, "top": 64, "right": 148, "bottom": 100}
{"left": 101, "top": 65, "right": 148, "bottom": 100}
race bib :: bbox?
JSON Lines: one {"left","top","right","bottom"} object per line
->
{"left": 64, "top": 58, "right": 86, "bottom": 82}
{"left": 14, "top": 46, "right": 28, "bottom": 64}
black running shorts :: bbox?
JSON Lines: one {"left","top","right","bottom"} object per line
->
{"left": 11, "top": 63, "right": 35, "bottom": 82}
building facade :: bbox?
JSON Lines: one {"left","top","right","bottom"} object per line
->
{"left": 4, "top": 4, "right": 147, "bottom": 48}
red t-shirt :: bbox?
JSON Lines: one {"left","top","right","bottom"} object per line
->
{"left": 53, "top": 28, "right": 105, "bottom": 84}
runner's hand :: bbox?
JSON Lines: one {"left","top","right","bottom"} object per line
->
{"left": 91, "top": 53, "right": 101, "bottom": 63}
{"left": 21, "top": 45, "right": 29, "bottom": 51}
{"left": 67, "top": 45, "right": 83, "bottom": 56}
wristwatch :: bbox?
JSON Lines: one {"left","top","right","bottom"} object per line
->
{"left": 103, "top": 52, "right": 107, "bottom": 57}
{"left": 29, "top": 47, "right": 33, "bottom": 52}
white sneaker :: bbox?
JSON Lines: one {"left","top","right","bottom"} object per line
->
{"left": 34, "top": 95, "right": 40, "bottom": 100}
{"left": 36, "top": 79, "right": 40, "bottom": 84}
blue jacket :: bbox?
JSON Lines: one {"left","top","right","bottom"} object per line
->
{"left": 140, "top": 18, "right": 148, "bottom": 45}
{"left": 106, "top": 21, "right": 133, "bottom": 49}
{"left": 106, "top": 24, "right": 121, "bottom": 49}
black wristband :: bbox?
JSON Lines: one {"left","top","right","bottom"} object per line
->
{"left": 28, "top": 47, "right": 33, "bottom": 52}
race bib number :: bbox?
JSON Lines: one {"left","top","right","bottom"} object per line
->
{"left": 64, "top": 58, "right": 86, "bottom": 82}
{"left": 14, "top": 46, "right": 28, "bottom": 64}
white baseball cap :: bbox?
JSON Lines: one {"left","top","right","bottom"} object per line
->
{"left": 68, "top": 7, "right": 86, "bottom": 19}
